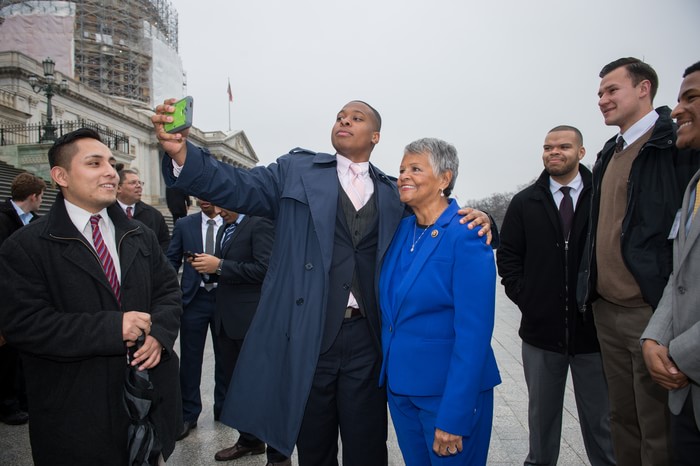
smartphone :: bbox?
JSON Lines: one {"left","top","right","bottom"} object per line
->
{"left": 164, "top": 96, "right": 194, "bottom": 134}
{"left": 184, "top": 251, "right": 197, "bottom": 260}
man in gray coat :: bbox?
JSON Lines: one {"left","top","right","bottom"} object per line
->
{"left": 642, "top": 61, "right": 700, "bottom": 465}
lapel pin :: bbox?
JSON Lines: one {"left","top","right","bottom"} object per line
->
{"left": 431, "top": 230, "right": 438, "bottom": 238}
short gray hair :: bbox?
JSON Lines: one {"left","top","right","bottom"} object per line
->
{"left": 404, "top": 137, "right": 459, "bottom": 196}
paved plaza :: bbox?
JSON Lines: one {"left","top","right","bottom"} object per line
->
{"left": 0, "top": 285, "right": 592, "bottom": 465}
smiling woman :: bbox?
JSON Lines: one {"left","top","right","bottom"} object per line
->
{"left": 379, "top": 137, "right": 500, "bottom": 466}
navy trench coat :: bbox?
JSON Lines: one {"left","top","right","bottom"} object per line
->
{"left": 163, "top": 142, "right": 405, "bottom": 455}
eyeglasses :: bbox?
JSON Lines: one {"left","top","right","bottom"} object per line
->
{"left": 123, "top": 180, "right": 145, "bottom": 187}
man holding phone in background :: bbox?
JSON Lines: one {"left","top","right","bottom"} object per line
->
{"left": 166, "top": 198, "right": 226, "bottom": 440}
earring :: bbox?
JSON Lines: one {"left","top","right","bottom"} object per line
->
{"left": 440, "top": 189, "right": 445, "bottom": 197}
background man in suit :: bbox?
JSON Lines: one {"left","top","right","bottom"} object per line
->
{"left": 0, "top": 172, "right": 45, "bottom": 426}
{"left": 189, "top": 207, "right": 288, "bottom": 465}
{"left": 578, "top": 57, "right": 699, "bottom": 465}
{"left": 167, "top": 198, "right": 224, "bottom": 440}
{"left": 642, "top": 61, "right": 700, "bottom": 466}
{"left": 498, "top": 126, "right": 615, "bottom": 465}
{"left": 166, "top": 186, "right": 191, "bottom": 223}
{"left": 152, "top": 99, "right": 492, "bottom": 466}
{"left": 116, "top": 168, "right": 170, "bottom": 253}
{"left": 0, "top": 128, "right": 182, "bottom": 465}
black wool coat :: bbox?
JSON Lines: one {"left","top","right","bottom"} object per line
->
{"left": 0, "top": 194, "right": 182, "bottom": 466}
{"left": 497, "top": 166, "right": 600, "bottom": 354}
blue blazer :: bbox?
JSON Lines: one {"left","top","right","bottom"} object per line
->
{"left": 379, "top": 199, "right": 501, "bottom": 436}
{"left": 167, "top": 212, "right": 215, "bottom": 306}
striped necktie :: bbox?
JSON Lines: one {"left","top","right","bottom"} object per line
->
{"left": 693, "top": 178, "right": 700, "bottom": 219}
{"left": 90, "top": 215, "right": 121, "bottom": 304}
{"left": 221, "top": 222, "right": 237, "bottom": 251}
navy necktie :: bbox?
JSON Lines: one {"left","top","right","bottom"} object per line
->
{"left": 559, "top": 186, "right": 574, "bottom": 240}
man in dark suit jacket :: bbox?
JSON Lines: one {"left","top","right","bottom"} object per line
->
{"left": 166, "top": 199, "right": 225, "bottom": 439}
{"left": 0, "top": 128, "right": 182, "bottom": 465}
{"left": 189, "top": 208, "right": 288, "bottom": 464}
{"left": 0, "top": 172, "right": 45, "bottom": 426}
{"left": 116, "top": 168, "right": 170, "bottom": 253}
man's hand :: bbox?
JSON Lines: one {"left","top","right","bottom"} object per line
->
{"left": 130, "top": 335, "right": 163, "bottom": 371}
{"left": 122, "top": 311, "right": 152, "bottom": 347}
{"left": 151, "top": 98, "right": 188, "bottom": 166}
{"left": 642, "top": 339, "right": 689, "bottom": 390}
{"left": 458, "top": 207, "right": 492, "bottom": 245}
{"left": 433, "top": 428, "right": 463, "bottom": 457}
{"left": 190, "top": 253, "right": 220, "bottom": 274}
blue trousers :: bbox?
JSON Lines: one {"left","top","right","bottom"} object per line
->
{"left": 388, "top": 388, "right": 493, "bottom": 466}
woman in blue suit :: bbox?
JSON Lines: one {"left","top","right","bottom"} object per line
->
{"left": 379, "top": 138, "right": 501, "bottom": 465}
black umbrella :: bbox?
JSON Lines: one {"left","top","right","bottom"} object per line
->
{"left": 124, "top": 335, "right": 161, "bottom": 466}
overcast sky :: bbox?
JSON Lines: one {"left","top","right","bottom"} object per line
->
{"left": 168, "top": 0, "right": 700, "bottom": 200}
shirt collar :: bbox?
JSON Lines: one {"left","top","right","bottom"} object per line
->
{"left": 335, "top": 153, "right": 369, "bottom": 176}
{"left": 117, "top": 200, "right": 135, "bottom": 212}
{"left": 201, "top": 212, "right": 222, "bottom": 226}
{"left": 549, "top": 171, "right": 583, "bottom": 196}
{"left": 619, "top": 109, "right": 658, "bottom": 147}
{"left": 64, "top": 199, "right": 110, "bottom": 234}
{"left": 10, "top": 199, "right": 30, "bottom": 223}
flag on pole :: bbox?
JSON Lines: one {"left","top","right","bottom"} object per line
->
{"left": 227, "top": 79, "right": 233, "bottom": 102}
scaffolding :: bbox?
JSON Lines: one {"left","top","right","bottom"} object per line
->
{"left": 0, "top": 0, "right": 179, "bottom": 104}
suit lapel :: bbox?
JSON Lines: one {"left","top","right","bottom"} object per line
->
{"left": 373, "top": 165, "right": 404, "bottom": 265}
{"left": 222, "top": 216, "right": 249, "bottom": 255}
{"left": 391, "top": 205, "right": 457, "bottom": 319}
{"left": 301, "top": 159, "right": 338, "bottom": 274}
{"left": 188, "top": 213, "right": 204, "bottom": 253}
{"left": 678, "top": 170, "right": 700, "bottom": 269}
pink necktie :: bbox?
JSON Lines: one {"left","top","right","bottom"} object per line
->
{"left": 349, "top": 163, "right": 366, "bottom": 210}
{"left": 126, "top": 206, "right": 133, "bottom": 219}
{"left": 90, "top": 215, "right": 121, "bottom": 304}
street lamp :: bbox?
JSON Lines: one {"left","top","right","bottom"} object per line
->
{"left": 29, "top": 57, "right": 69, "bottom": 142}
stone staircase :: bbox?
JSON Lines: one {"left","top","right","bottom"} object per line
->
{"left": 0, "top": 159, "right": 58, "bottom": 216}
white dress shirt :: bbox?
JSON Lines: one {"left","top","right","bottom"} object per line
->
{"left": 64, "top": 200, "right": 122, "bottom": 283}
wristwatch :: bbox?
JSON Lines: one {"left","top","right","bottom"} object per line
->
{"left": 215, "top": 259, "right": 224, "bottom": 275}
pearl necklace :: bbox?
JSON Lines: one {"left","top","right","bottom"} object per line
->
{"left": 410, "top": 219, "right": 436, "bottom": 252}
